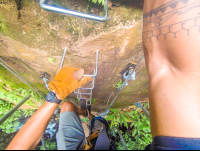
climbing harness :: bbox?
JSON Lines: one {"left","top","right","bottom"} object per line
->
{"left": 82, "top": 116, "right": 117, "bottom": 150}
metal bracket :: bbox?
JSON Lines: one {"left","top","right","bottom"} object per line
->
{"left": 39, "top": 72, "right": 51, "bottom": 92}
{"left": 123, "top": 69, "right": 136, "bottom": 86}
{"left": 39, "top": 0, "right": 109, "bottom": 22}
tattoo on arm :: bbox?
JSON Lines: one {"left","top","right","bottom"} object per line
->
{"left": 143, "top": 0, "right": 200, "bottom": 43}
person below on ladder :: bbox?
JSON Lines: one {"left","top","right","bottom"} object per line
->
{"left": 7, "top": 67, "right": 111, "bottom": 150}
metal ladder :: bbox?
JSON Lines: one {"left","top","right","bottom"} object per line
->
{"left": 39, "top": 0, "right": 109, "bottom": 22}
{"left": 74, "top": 50, "right": 99, "bottom": 106}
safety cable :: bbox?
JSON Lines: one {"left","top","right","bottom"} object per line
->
{"left": 0, "top": 57, "right": 46, "bottom": 99}
{"left": 102, "top": 56, "right": 145, "bottom": 116}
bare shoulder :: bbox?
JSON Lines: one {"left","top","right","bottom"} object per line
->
{"left": 143, "top": 0, "right": 200, "bottom": 75}
{"left": 143, "top": 0, "right": 200, "bottom": 138}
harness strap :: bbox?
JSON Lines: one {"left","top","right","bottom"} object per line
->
{"left": 82, "top": 131, "right": 99, "bottom": 150}
{"left": 95, "top": 127, "right": 110, "bottom": 150}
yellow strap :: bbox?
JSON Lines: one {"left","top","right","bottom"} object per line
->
{"left": 84, "top": 143, "right": 91, "bottom": 150}
{"left": 82, "top": 131, "right": 100, "bottom": 150}
{"left": 87, "top": 131, "right": 100, "bottom": 141}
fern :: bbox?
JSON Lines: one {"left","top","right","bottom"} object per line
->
{"left": 88, "top": 0, "right": 105, "bottom": 6}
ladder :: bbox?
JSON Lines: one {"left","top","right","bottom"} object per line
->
{"left": 74, "top": 50, "right": 99, "bottom": 106}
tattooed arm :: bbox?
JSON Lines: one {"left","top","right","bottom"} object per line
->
{"left": 143, "top": 0, "right": 200, "bottom": 138}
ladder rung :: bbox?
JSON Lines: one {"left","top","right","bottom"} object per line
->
{"left": 77, "top": 93, "right": 92, "bottom": 95}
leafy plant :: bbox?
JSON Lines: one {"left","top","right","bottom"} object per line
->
{"left": 115, "top": 109, "right": 152, "bottom": 150}
{"left": 0, "top": 100, "right": 36, "bottom": 134}
{"left": 81, "top": 118, "right": 89, "bottom": 122}
{"left": 48, "top": 57, "right": 55, "bottom": 64}
{"left": 133, "top": 9, "right": 143, "bottom": 21}
{"left": 40, "top": 139, "right": 57, "bottom": 150}
{"left": 115, "top": 80, "right": 124, "bottom": 89}
{"left": 142, "top": 102, "right": 150, "bottom": 109}
{"left": 106, "top": 108, "right": 134, "bottom": 129}
{"left": 0, "top": 87, "right": 43, "bottom": 108}
{"left": 0, "top": 130, "right": 15, "bottom": 150}
{"left": 91, "top": 99, "right": 96, "bottom": 104}
{"left": 88, "top": 0, "right": 105, "bottom": 6}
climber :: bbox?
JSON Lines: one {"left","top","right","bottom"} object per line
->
{"left": 6, "top": 0, "right": 200, "bottom": 150}
{"left": 6, "top": 67, "right": 112, "bottom": 150}
{"left": 143, "top": 0, "right": 200, "bottom": 150}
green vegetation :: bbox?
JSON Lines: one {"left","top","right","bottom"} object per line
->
{"left": 106, "top": 108, "right": 134, "bottom": 129}
{"left": 133, "top": 9, "right": 143, "bottom": 21}
{"left": 107, "top": 106, "right": 152, "bottom": 150}
{"left": 0, "top": 64, "right": 44, "bottom": 134}
{"left": 48, "top": 57, "right": 56, "bottom": 65}
{"left": 0, "top": 88, "right": 43, "bottom": 107}
{"left": 0, "top": 131, "right": 15, "bottom": 150}
{"left": 115, "top": 80, "right": 124, "bottom": 89}
{"left": 88, "top": 0, "right": 105, "bottom": 6}
{"left": 0, "top": 17, "right": 9, "bottom": 35}
{"left": 40, "top": 139, "right": 57, "bottom": 150}
{"left": 81, "top": 117, "right": 89, "bottom": 122}
{"left": 0, "top": 100, "right": 36, "bottom": 133}
{"left": 0, "top": 65, "right": 44, "bottom": 107}
{"left": 91, "top": 99, "right": 96, "bottom": 104}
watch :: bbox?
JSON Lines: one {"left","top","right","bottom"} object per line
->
{"left": 46, "top": 92, "right": 62, "bottom": 104}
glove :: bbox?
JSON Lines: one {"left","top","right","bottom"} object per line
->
{"left": 48, "top": 67, "right": 92, "bottom": 100}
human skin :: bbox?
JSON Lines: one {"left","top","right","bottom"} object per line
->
{"left": 7, "top": 101, "right": 59, "bottom": 150}
{"left": 6, "top": 68, "right": 93, "bottom": 150}
{"left": 143, "top": 0, "right": 200, "bottom": 138}
{"left": 6, "top": 101, "right": 94, "bottom": 150}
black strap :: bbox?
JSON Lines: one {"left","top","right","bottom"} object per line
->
{"left": 95, "top": 128, "right": 110, "bottom": 150}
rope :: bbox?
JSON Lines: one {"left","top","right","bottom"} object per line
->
{"left": 0, "top": 57, "right": 46, "bottom": 99}
{"left": 102, "top": 56, "right": 145, "bottom": 116}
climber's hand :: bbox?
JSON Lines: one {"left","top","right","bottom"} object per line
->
{"left": 48, "top": 67, "right": 91, "bottom": 100}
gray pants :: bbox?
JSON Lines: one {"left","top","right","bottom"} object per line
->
{"left": 56, "top": 111, "right": 86, "bottom": 150}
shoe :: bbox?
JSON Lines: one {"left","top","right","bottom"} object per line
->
{"left": 79, "top": 99, "right": 92, "bottom": 117}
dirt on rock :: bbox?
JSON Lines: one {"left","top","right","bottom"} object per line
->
{"left": 0, "top": 0, "right": 148, "bottom": 112}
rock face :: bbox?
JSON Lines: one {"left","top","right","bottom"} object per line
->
{"left": 0, "top": 0, "right": 148, "bottom": 111}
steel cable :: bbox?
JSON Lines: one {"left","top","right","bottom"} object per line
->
{"left": 102, "top": 56, "right": 145, "bottom": 116}
{"left": 0, "top": 57, "right": 46, "bottom": 99}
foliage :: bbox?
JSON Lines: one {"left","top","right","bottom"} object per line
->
{"left": 81, "top": 117, "right": 89, "bottom": 122}
{"left": 133, "top": 9, "right": 143, "bottom": 21}
{"left": 48, "top": 57, "right": 56, "bottom": 65}
{"left": 115, "top": 80, "right": 124, "bottom": 89}
{"left": 40, "top": 139, "right": 57, "bottom": 150}
{"left": 107, "top": 106, "right": 152, "bottom": 150}
{"left": 106, "top": 108, "right": 134, "bottom": 129}
{"left": 88, "top": 0, "right": 105, "bottom": 6}
{"left": 0, "top": 88, "right": 43, "bottom": 108}
{"left": 0, "top": 65, "right": 44, "bottom": 107}
{"left": 0, "top": 61, "right": 44, "bottom": 136}
{"left": 0, "top": 17, "right": 9, "bottom": 34}
{"left": 116, "top": 109, "right": 152, "bottom": 150}
{"left": 91, "top": 99, "right": 96, "bottom": 104}
{"left": 142, "top": 102, "right": 150, "bottom": 109}
{"left": 0, "top": 130, "right": 15, "bottom": 150}
{"left": 0, "top": 99, "right": 14, "bottom": 113}
{"left": 0, "top": 100, "right": 36, "bottom": 133}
